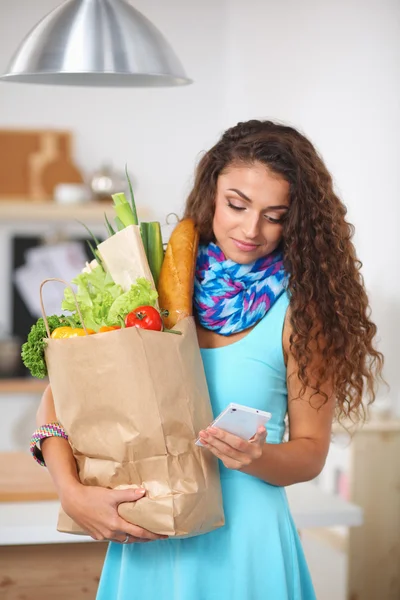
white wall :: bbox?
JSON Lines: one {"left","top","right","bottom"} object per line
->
{"left": 225, "top": 0, "right": 400, "bottom": 413}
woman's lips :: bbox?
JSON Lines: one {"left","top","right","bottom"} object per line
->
{"left": 232, "top": 238, "right": 260, "bottom": 252}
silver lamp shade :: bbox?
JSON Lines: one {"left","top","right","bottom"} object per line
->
{"left": 0, "top": 0, "right": 192, "bottom": 87}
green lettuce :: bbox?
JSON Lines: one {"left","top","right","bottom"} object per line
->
{"left": 107, "top": 277, "right": 158, "bottom": 325}
{"left": 61, "top": 265, "right": 157, "bottom": 330}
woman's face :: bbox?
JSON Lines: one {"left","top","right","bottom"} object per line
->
{"left": 212, "top": 162, "right": 290, "bottom": 264}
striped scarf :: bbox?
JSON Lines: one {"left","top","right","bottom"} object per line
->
{"left": 194, "top": 242, "right": 286, "bottom": 335}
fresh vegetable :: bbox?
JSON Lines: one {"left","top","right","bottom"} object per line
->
{"left": 140, "top": 222, "right": 149, "bottom": 259}
{"left": 51, "top": 327, "right": 95, "bottom": 339}
{"left": 125, "top": 306, "right": 163, "bottom": 331}
{"left": 112, "top": 192, "right": 138, "bottom": 228}
{"left": 107, "top": 169, "right": 164, "bottom": 287}
{"left": 98, "top": 325, "right": 121, "bottom": 333}
{"left": 106, "top": 277, "right": 158, "bottom": 325}
{"left": 102, "top": 167, "right": 138, "bottom": 236}
{"left": 140, "top": 221, "right": 164, "bottom": 287}
{"left": 104, "top": 212, "right": 116, "bottom": 236}
{"left": 76, "top": 220, "right": 105, "bottom": 269}
{"left": 61, "top": 265, "right": 158, "bottom": 332}
{"left": 125, "top": 164, "right": 139, "bottom": 226}
{"left": 61, "top": 265, "right": 123, "bottom": 332}
{"left": 21, "top": 315, "right": 80, "bottom": 379}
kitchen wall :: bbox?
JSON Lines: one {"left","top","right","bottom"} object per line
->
{"left": 223, "top": 0, "right": 400, "bottom": 414}
{"left": 0, "top": 0, "right": 398, "bottom": 417}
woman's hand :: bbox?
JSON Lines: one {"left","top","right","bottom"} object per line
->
{"left": 61, "top": 482, "right": 168, "bottom": 544}
{"left": 198, "top": 426, "right": 267, "bottom": 470}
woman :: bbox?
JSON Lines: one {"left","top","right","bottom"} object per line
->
{"left": 34, "top": 120, "right": 383, "bottom": 599}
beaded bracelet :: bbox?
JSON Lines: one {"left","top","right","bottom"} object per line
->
{"left": 30, "top": 422, "right": 68, "bottom": 467}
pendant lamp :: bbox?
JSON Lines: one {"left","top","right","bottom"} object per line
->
{"left": 0, "top": 0, "right": 192, "bottom": 87}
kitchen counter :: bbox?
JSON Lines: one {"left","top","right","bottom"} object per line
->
{"left": 0, "top": 452, "right": 363, "bottom": 545}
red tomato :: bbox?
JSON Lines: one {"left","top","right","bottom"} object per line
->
{"left": 125, "top": 306, "right": 163, "bottom": 331}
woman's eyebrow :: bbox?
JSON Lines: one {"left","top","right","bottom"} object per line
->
{"left": 227, "top": 188, "right": 289, "bottom": 211}
{"left": 227, "top": 188, "right": 252, "bottom": 202}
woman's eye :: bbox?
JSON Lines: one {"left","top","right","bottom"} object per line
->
{"left": 227, "top": 201, "right": 245, "bottom": 211}
{"left": 227, "top": 200, "right": 285, "bottom": 223}
{"left": 265, "top": 214, "right": 286, "bottom": 224}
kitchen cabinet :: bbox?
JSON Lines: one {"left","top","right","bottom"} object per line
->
{"left": 345, "top": 420, "right": 400, "bottom": 600}
{"left": 312, "top": 419, "right": 400, "bottom": 600}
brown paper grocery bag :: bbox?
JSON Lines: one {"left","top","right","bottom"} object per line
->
{"left": 40, "top": 279, "right": 225, "bottom": 538}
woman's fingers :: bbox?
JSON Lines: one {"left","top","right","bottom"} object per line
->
{"left": 112, "top": 487, "right": 146, "bottom": 505}
{"left": 202, "top": 443, "right": 244, "bottom": 470}
{"left": 109, "top": 532, "right": 151, "bottom": 544}
{"left": 113, "top": 516, "right": 168, "bottom": 541}
{"left": 201, "top": 431, "right": 245, "bottom": 459}
{"left": 110, "top": 487, "right": 168, "bottom": 541}
{"left": 199, "top": 425, "right": 267, "bottom": 470}
{"left": 63, "top": 484, "right": 168, "bottom": 544}
{"left": 201, "top": 426, "right": 266, "bottom": 456}
{"left": 250, "top": 426, "right": 268, "bottom": 444}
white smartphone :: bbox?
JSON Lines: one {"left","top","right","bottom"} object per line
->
{"left": 195, "top": 403, "right": 272, "bottom": 447}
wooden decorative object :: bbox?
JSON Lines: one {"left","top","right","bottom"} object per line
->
{"left": 29, "top": 133, "right": 83, "bottom": 200}
{"left": 0, "top": 129, "right": 83, "bottom": 201}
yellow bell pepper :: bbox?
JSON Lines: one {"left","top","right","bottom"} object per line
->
{"left": 50, "top": 327, "right": 95, "bottom": 339}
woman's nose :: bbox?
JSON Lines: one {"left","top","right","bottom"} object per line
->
{"left": 242, "top": 214, "right": 261, "bottom": 239}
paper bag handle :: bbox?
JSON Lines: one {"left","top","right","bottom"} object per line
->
{"left": 39, "top": 277, "right": 88, "bottom": 339}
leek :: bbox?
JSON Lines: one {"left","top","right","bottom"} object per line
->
{"left": 104, "top": 212, "right": 116, "bottom": 236}
{"left": 142, "top": 221, "right": 164, "bottom": 287}
{"left": 140, "top": 222, "right": 149, "bottom": 260}
{"left": 76, "top": 219, "right": 105, "bottom": 270}
{"left": 125, "top": 165, "right": 139, "bottom": 226}
{"left": 111, "top": 192, "right": 138, "bottom": 228}
{"left": 114, "top": 216, "right": 126, "bottom": 232}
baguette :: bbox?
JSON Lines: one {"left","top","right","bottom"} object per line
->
{"left": 157, "top": 218, "right": 199, "bottom": 329}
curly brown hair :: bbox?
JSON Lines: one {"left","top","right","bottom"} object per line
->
{"left": 184, "top": 119, "right": 384, "bottom": 423}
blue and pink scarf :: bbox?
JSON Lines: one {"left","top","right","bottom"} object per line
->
{"left": 194, "top": 243, "right": 286, "bottom": 336}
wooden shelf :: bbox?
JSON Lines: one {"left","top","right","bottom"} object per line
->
{"left": 0, "top": 378, "right": 48, "bottom": 395}
{"left": 0, "top": 200, "right": 151, "bottom": 223}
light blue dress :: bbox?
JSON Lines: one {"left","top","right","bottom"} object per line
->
{"left": 97, "top": 293, "right": 316, "bottom": 600}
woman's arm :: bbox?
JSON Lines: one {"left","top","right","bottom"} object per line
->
{"left": 35, "top": 385, "right": 167, "bottom": 542}
{"left": 198, "top": 313, "right": 335, "bottom": 486}
{"left": 240, "top": 349, "right": 335, "bottom": 486}
{"left": 36, "top": 385, "right": 81, "bottom": 495}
